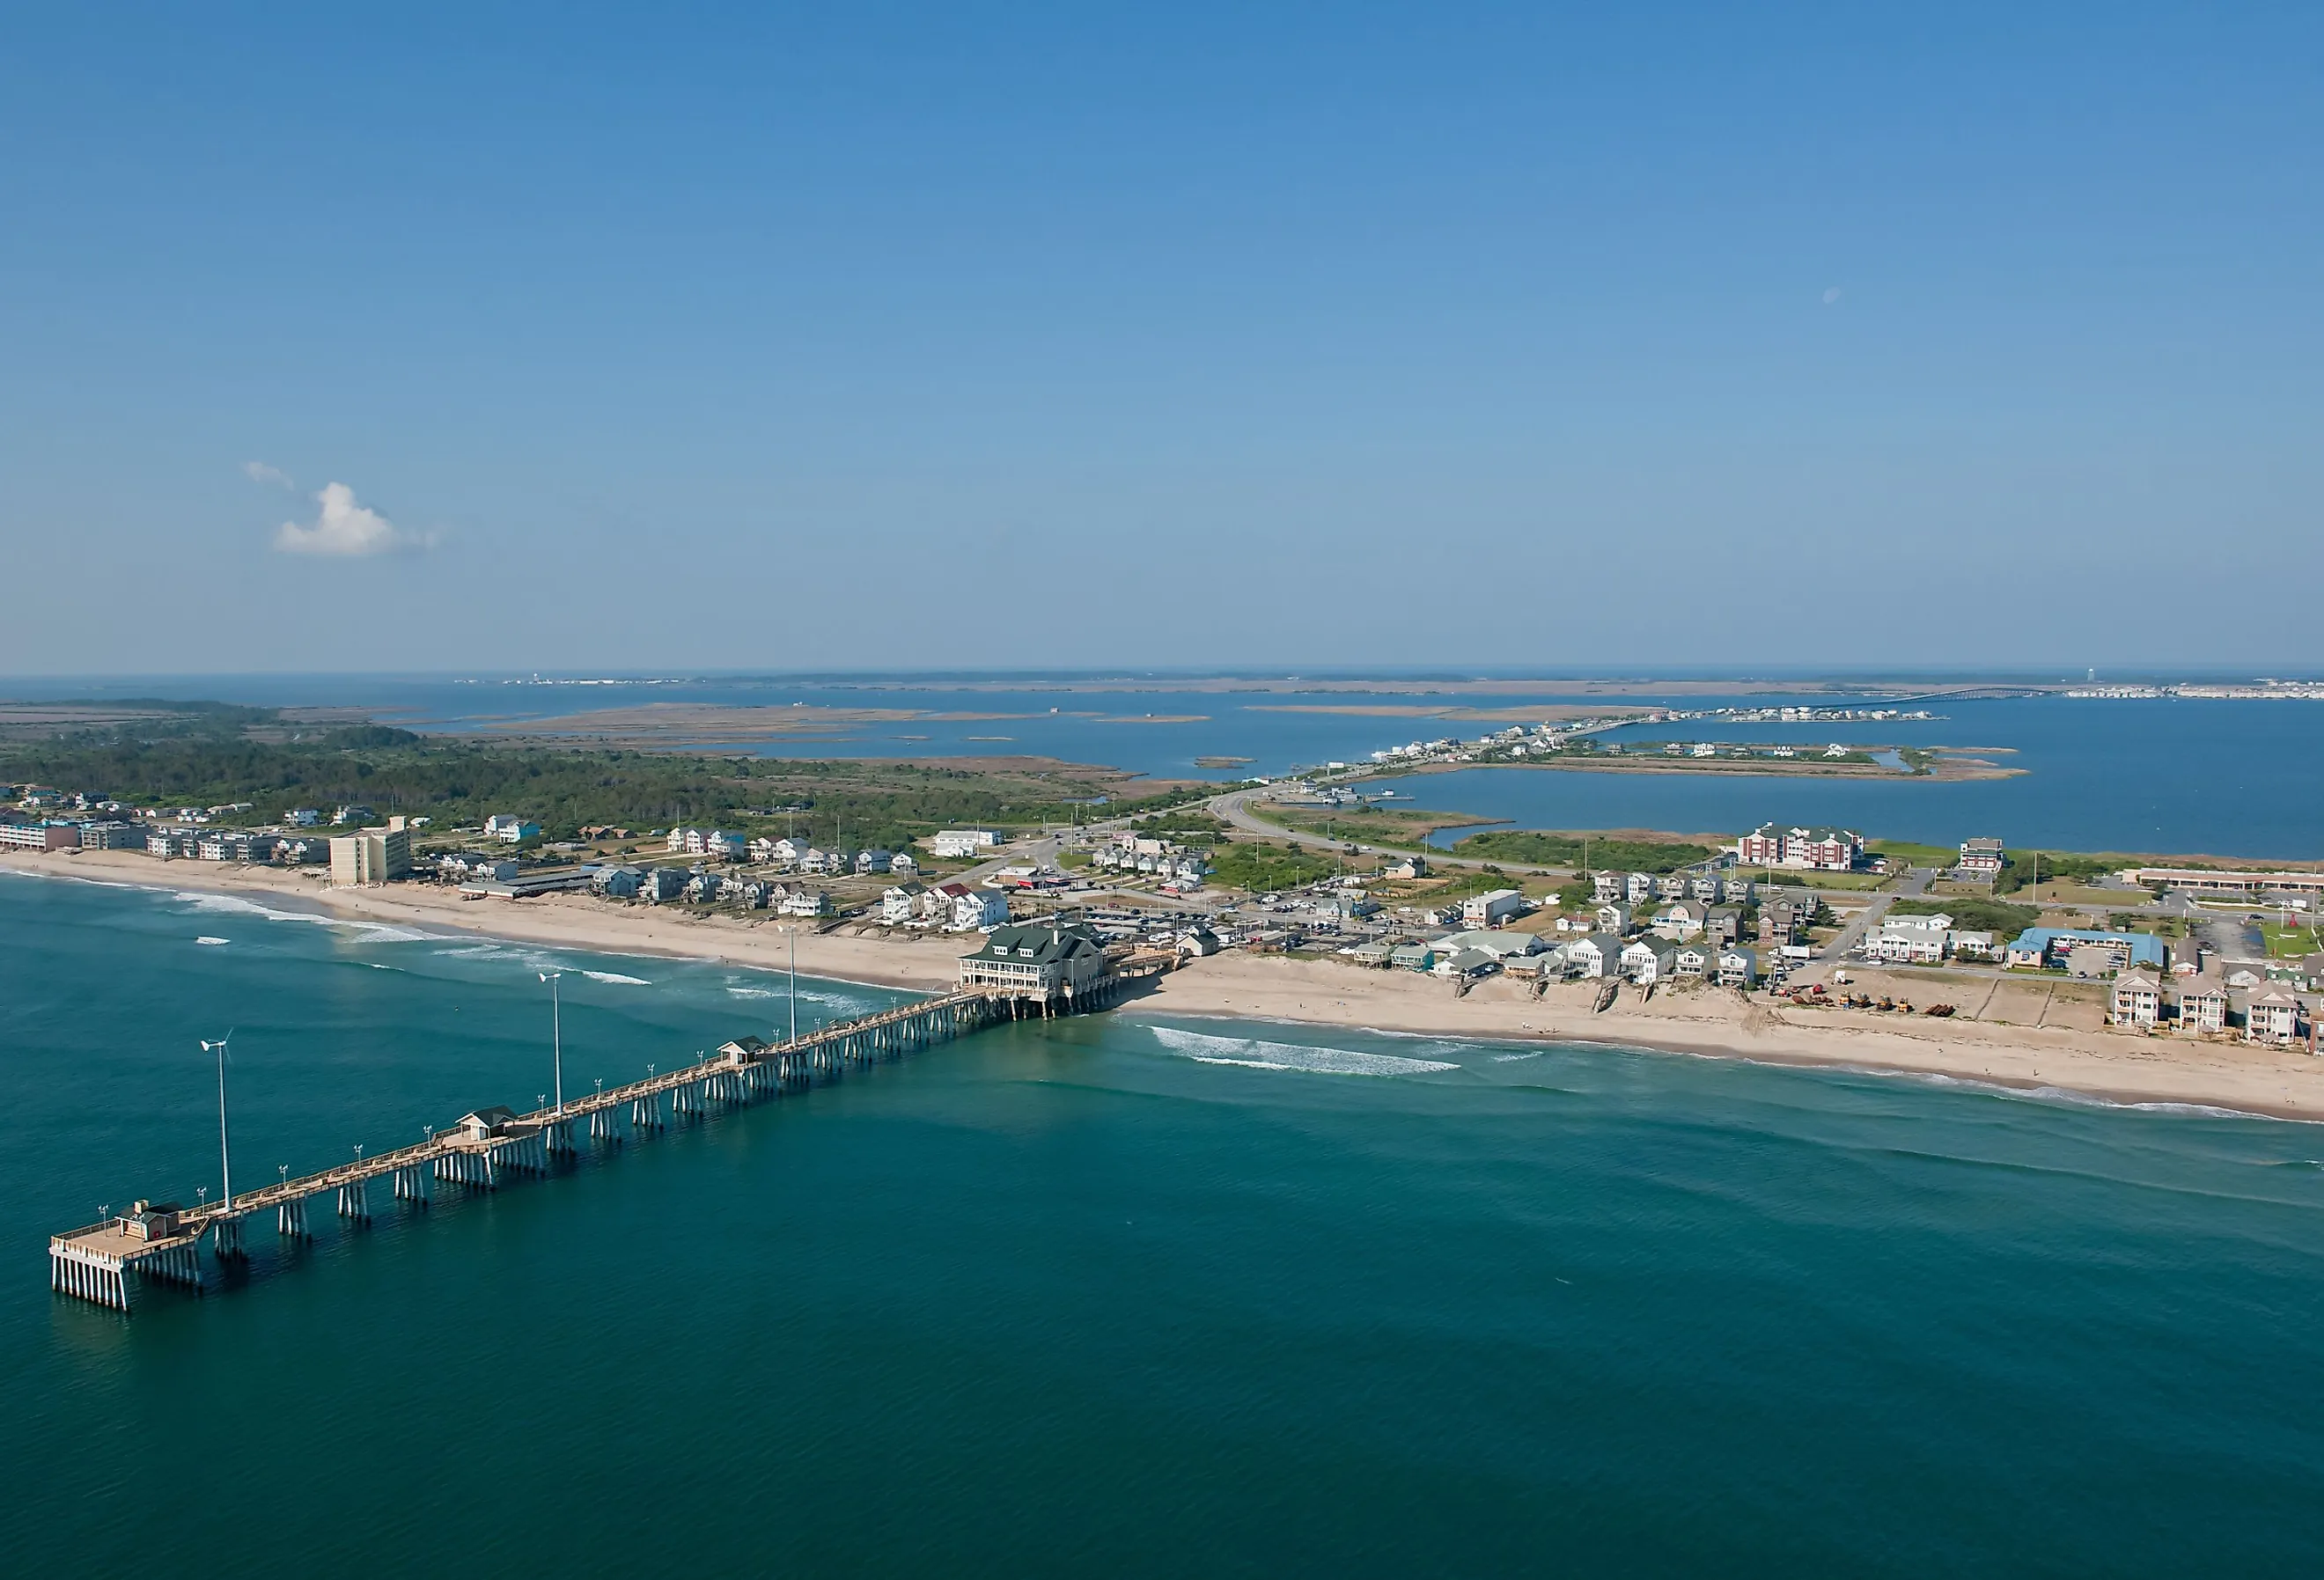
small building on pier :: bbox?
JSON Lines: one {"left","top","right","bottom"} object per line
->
{"left": 121, "top": 1201, "right": 183, "bottom": 1240}
{"left": 452, "top": 1106, "right": 521, "bottom": 1140}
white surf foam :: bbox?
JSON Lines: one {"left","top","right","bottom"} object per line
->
{"left": 581, "top": 970, "right": 651, "bottom": 986}
{"left": 1149, "top": 1024, "right": 1459, "bottom": 1077}
{"left": 195, "top": 936, "right": 230, "bottom": 946}
{"left": 175, "top": 891, "right": 430, "bottom": 943}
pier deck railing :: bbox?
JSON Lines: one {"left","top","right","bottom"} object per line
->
{"left": 50, "top": 988, "right": 1007, "bottom": 1312}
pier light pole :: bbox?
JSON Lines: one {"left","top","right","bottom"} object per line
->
{"left": 202, "top": 1033, "right": 235, "bottom": 1208}
{"left": 539, "top": 971, "right": 566, "bottom": 1115}
{"left": 778, "top": 925, "right": 798, "bottom": 1047}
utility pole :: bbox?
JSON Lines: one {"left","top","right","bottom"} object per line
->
{"left": 202, "top": 1034, "right": 235, "bottom": 1207}
{"left": 538, "top": 972, "right": 565, "bottom": 1114}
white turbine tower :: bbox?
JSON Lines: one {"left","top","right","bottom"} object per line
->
{"left": 201, "top": 1031, "right": 236, "bottom": 1207}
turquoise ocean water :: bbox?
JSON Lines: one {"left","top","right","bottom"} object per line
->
{"left": 8, "top": 871, "right": 2324, "bottom": 1575}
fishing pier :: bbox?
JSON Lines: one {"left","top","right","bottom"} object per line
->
{"left": 49, "top": 988, "right": 1004, "bottom": 1312}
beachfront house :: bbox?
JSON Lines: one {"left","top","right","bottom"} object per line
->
{"left": 1433, "top": 946, "right": 1500, "bottom": 980}
{"left": 949, "top": 887, "right": 1011, "bottom": 932}
{"left": 1621, "top": 938, "right": 1677, "bottom": 985}
{"left": 2109, "top": 969, "right": 2163, "bottom": 1027}
{"left": 2245, "top": 988, "right": 2303, "bottom": 1046}
{"left": 2173, "top": 979, "right": 2228, "bottom": 1035}
{"left": 881, "top": 882, "right": 926, "bottom": 923}
{"left": 639, "top": 867, "right": 686, "bottom": 904}
{"left": 1388, "top": 942, "right": 1438, "bottom": 972}
{"left": 1672, "top": 943, "right": 1711, "bottom": 978}
{"left": 778, "top": 890, "right": 832, "bottom": 918}
{"left": 1565, "top": 935, "right": 1621, "bottom": 979}
{"left": 1716, "top": 947, "right": 1759, "bottom": 988}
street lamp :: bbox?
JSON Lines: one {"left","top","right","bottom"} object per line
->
{"left": 778, "top": 925, "right": 799, "bottom": 1046}
{"left": 201, "top": 1033, "right": 235, "bottom": 1207}
{"left": 538, "top": 971, "right": 565, "bottom": 1115}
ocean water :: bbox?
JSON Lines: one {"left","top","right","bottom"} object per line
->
{"left": 11, "top": 671, "right": 2320, "bottom": 856}
{"left": 9, "top": 875, "right": 2324, "bottom": 1573}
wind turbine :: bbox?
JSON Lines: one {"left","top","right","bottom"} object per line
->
{"left": 538, "top": 972, "right": 565, "bottom": 1114}
{"left": 201, "top": 1032, "right": 236, "bottom": 1207}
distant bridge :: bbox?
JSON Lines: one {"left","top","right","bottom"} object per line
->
{"left": 51, "top": 989, "right": 1008, "bottom": 1312}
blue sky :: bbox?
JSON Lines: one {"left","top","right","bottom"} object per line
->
{"left": 2, "top": 4, "right": 2318, "bottom": 675}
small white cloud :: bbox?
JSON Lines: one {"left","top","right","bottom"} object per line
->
{"left": 274, "top": 481, "right": 431, "bottom": 556}
{"left": 243, "top": 459, "right": 295, "bottom": 489}
{"left": 1821, "top": 286, "right": 1843, "bottom": 305}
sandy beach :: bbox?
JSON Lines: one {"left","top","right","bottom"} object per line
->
{"left": 11, "top": 845, "right": 2323, "bottom": 1121}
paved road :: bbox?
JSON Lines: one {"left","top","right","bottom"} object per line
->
{"left": 1815, "top": 866, "right": 1934, "bottom": 961}
{"left": 1206, "top": 788, "right": 1571, "bottom": 876}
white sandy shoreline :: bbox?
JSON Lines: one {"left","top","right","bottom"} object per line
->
{"left": 11, "top": 846, "right": 2324, "bottom": 1123}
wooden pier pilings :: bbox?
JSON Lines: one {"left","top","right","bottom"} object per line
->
{"left": 49, "top": 988, "right": 1010, "bottom": 1313}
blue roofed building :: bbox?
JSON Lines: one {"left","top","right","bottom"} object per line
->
{"left": 2004, "top": 928, "right": 2166, "bottom": 973}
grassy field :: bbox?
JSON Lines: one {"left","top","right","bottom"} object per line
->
{"left": 1867, "top": 840, "right": 1958, "bottom": 868}
{"left": 1247, "top": 801, "right": 1493, "bottom": 850}
{"left": 1208, "top": 839, "right": 1342, "bottom": 893}
{"left": 1451, "top": 831, "right": 1716, "bottom": 872}
{"left": 2260, "top": 920, "right": 2324, "bottom": 959}
{"left": 1745, "top": 867, "right": 1892, "bottom": 892}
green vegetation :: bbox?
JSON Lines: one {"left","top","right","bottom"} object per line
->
{"left": 1450, "top": 831, "right": 1714, "bottom": 872}
{"left": 1994, "top": 850, "right": 2121, "bottom": 895}
{"left": 1129, "top": 809, "right": 1228, "bottom": 845}
{"left": 1418, "top": 865, "right": 1529, "bottom": 903}
{"left": 1555, "top": 878, "right": 1595, "bottom": 909}
{"left": 1867, "top": 840, "right": 1957, "bottom": 868}
{"left": 1207, "top": 841, "right": 1338, "bottom": 893}
{"left": 1891, "top": 897, "right": 2040, "bottom": 937}
{"left": 1250, "top": 802, "right": 1488, "bottom": 850}
{"left": 2259, "top": 920, "right": 2324, "bottom": 959}
{"left": 0, "top": 709, "right": 1205, "bottom": 851}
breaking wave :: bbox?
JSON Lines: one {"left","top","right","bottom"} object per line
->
{"left": 195, "top": 936, "right": 230, "bottom": 946}
{"left": 1149, "top": 1025, "right": 1460, "bottom": 1077}
{"left": 176, "top": 891, "right": 431, "bottom": 944}
{"left": 581, "top": 970, "right": 651, "bottom": 986}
